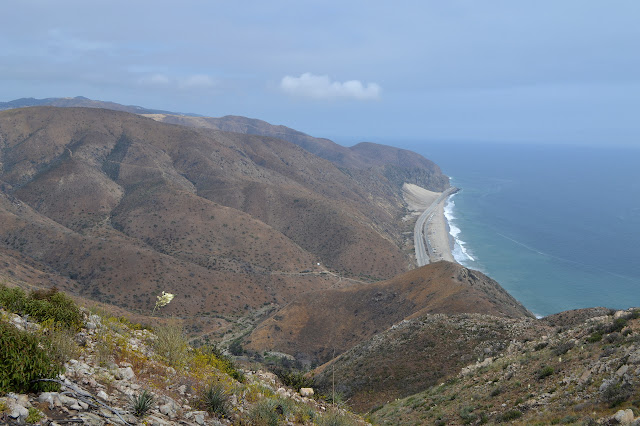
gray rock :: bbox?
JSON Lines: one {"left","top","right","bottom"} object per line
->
{"left": 116, "top": 366, "right": 135, "bottom": 381}
{"left": 614, "top": 409, "right": 634, "bottom": 425}
{"left": 617, "top": 364, "right": 630, "bottom": 377}
{"left": 159, "top": 403, "right": 176, "bottom": 418}
{"left": 9, "top": 403, "right": 29, "bottom": 419}
{"left": 97, "top": 390, "right": 109, "bottom": 400}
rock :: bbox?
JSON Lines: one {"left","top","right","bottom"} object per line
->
{"left": 159, "top": 403, "right": 177, "bottom": 418}
{"left": 616, "top": 364, "right": 629, "bottom": 377}
{"left": 177, "top": 384, "right": 187, "bottom": 395}
{"left": 116, "top": 366, "right": 135, "bottom": 380}
{"left": 614, "top": 311, "right": 627, "bottom": 320}
{"left": 97, "top": 390, "right": 109, "bottom": 401}
{"left": 190, "top": 411, "right": 207, "bottom": 425}
{"left": 628, "top": 349, "right": 640, "bottom": 364}
{"left": 614, "top": 409, "right": 634, "bottom": 424}
{"left": 300, "top": 387, "right": 314, "bottom": 397}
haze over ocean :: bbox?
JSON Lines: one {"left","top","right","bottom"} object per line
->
{"left": 405, "top": 142, "right": 640, "bottom": 317}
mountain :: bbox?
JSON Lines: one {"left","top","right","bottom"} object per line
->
{"left": 0, "top": 97, "right": 450, "bottom": 192}
{"left": 0, "top": 96, "right": 198, "bottom": 116}
{"left": 0, "top": 106, "right": 441, "bottom": 330}
{"left": 244, "top": 261, "right": 533, "bottom": 365}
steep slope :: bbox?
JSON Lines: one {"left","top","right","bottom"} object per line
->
{"left": 0, "top": 106, "right": 416, "bottom": 322}
{"left": 313, "top": 313, "right": 544, "bottom": 412}
{"left": 245, "top": 261, "right": 534, "bottom": 364}
{"left": 370, "top": 308, "right": 640, "bottom": 425}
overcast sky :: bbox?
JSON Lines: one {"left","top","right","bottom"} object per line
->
{"left": 2, "top": 1, "right": 639, "bottom": 146}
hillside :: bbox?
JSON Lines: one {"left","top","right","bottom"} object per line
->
{"left": 0, "top": 97, "right": 450, "bottom": 192}
{"left": 0, "top": 106, "right": 423, "bottom": 326}
{"left": 369, "top": 308, "right": 640, "bottom": 425}
{"left": 145, "top": 114, "right": 450, "bottom": 192}
{"left": 245, "top": 262, "right": 533, "bottom": 365}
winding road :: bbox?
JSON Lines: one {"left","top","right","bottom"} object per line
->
{"left": 413, "top": 187, "right": 459, "bottom": 267}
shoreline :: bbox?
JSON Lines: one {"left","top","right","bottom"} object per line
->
{"left": 403, "top": 184, "right": 457, "bottom": 266}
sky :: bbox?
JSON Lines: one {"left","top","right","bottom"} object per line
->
{"left": 2, "top": 1, "right": 640, "bottom": 147}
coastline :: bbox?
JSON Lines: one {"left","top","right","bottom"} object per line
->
{"left": 403, "top": 183, "right": 457, "bottom": 266}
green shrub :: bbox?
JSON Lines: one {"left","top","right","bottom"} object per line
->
{"left": 26, "top": 407, "right": 45, "bottom": 424}
{"left": 197, "top": 383, "right": 229, "bottom": 417}
{"left": 271, "top": 366, "right": 314, "bottom": 391}
{"left": 537, "top": 365, "right": 554, "bottom": 380}
{"left": 0, "top": 285, "right": 82, "bottom": 330}
{"left": 609, "top": 318, "right": 628, "bottom": 333}
{"left": 587, "top": 332, "right": 603, "bottom": 343}
{"left": 601, "top": 380, "right": 633, "bottom": 407}
{"left": 154, "top": 324, "right": 188, "bottom": 367}
{"left": 0, "top": 320, "right": 63, "bottom": 393}
{"left": 247, "top": 398, "right": 288, "bottom": 426}
{"left": 130, "top": 390, "right": 155, "bottom": 417}
{"left": 229, "top": 339, "right": 244, "bottom": 356}
{"left": 498, "top": 410, "right": 522, "bottom": 422}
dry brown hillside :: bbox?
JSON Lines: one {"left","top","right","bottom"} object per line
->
{"left": 0, "top": 106, "right": 430, "bottom": 324}
{"left": 144, "top": 114, "right": 450, "bottom": 191}
{"left": 245, "top": 261, "right": 534, "bottom": 364}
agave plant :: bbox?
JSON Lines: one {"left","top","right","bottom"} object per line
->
{"left": 130, "top": 390, "right": 155, "bottom": 417}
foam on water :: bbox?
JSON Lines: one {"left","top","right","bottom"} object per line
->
{"left": 444, "top": 194, "right": 475, "bottom": 264}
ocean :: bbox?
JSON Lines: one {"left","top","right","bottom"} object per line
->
{"left": 403, "top": 141, "right": 640, "bottom": 317}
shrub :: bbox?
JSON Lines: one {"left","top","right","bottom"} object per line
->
{"left": 498, "top": 410, "right": 522, "bottom": 422}
{"left": 44, "top": 325, "right": 81, "bottom": 364}
{"left": 197, "top": 383, "right": 229, "bottom": 417}
{"left": 154, "top": 324, "right": 188, "bottom": 367}
{"left": 271, "top": 366, "right": 314, "bottom": 391}
{"left": 0, "top": 285, "right": 82, "bottom": 330}
{"left": 192, "top": 347, "right": 245, "bottom": 382}
{"left": 26, "top": 407, "right": 45, "bottom": 424}
{"left": 553, "top": 341, "right": 575, "bottom": 356}
{"left": 229, "top": 339, "right": 244, "bottom": 356}
{"left": 537, "top": 365, "right": 554, "bottom": 380}
{"left": 0, "top": 320, "right": 63, "bottom": 393}
{"left": 316, "top": 409, "right": 357, "bottom": 426}
{"left": 247, "top": 398, "right": 285, "bottom": 426}
{"left": 587, "top": 332, "right": 603, "bottom": 343}
{"left": 130, "top": 390, "right": 155, "bottom": 417}
{"left": 609, "top": 318, "right": 628, "bottom": 333}
{"left": 601, "top": 380, "right": 633, "bottom": 407}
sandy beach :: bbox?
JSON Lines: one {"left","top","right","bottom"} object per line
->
{"left": 403, "top": 183, "right": 455, "bottom": 264}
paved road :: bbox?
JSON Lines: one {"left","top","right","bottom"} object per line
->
{"left": 414, "top": 187, "right": 459, "bottom": 267}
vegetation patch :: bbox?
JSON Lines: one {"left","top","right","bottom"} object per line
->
{"left": 0, "top": 319, "right": 62, "bottom": 393}
{"left": 0, "top": 285, "right": 82, "bottom": 329}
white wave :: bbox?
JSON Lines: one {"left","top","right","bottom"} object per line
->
{"left": 444, "top": 195, "right": 475, "bottom": 264}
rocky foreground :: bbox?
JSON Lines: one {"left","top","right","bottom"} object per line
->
{"left": 0, "top": 300, "right": 364, "bottom": 425}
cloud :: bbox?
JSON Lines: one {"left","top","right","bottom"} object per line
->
{"left": 178, "top": 74, "right": 216, "bottom": 89}
{"left": 138, "top": 73, "right": 171, "bottom": 86}
{"left": 280, "top": 73, "right": 381, "bottom": 100}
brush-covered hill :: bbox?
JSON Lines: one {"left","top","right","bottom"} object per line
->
{"left": 0, "top": 106, "right": 431, "bottom": 324}
{"left": 368, "top": 308, "right": 640, "bottom": 425}
{"left": 245, "top": 262, "right": 533, "bottom": 365}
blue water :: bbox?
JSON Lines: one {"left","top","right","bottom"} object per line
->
{"left": 401, "top": 141, "right": 640, "bottom": 317}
